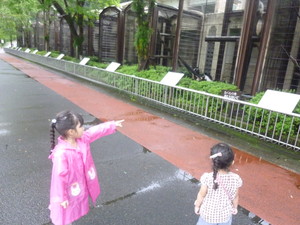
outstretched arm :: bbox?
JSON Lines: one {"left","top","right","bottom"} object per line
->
{"left": 84, "top": 120, "right": 125, "bottom": 142}
{"left": 194, "top": 184, "right": 207, "bottom": 215}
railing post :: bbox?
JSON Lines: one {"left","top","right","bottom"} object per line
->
{"left": 163, "top": 86, "right": 168, "bottom": 104}
{"left": 135, "top": 79, "right": 139, "bottom": 95}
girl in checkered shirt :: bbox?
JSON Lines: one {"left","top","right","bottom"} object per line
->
{"left": 194, "top": 143, "right": 242, "bottom": 225}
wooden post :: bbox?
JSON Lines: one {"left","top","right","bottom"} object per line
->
{"left": 251, "top": 0, "right": 277, "bottom": 95}
{"left": 172, "top": 0, "right": 184, "bottom": 71}
{"left": 215, "top": 0, "right": 234, "bottom": 81}
{"left": 234, "top": 0, "right": 259, "bottom": 90}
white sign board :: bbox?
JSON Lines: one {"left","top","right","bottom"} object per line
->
{"left": 79, "top": 57, "right": 90, "bottom": 65}
{"left": 44, "top": 52, "right": 51, "bottom": 57}
{"left": 106, "top": 62, "right": 121, "bottom": 72}
{"left": 258, "top": 90, "right": 300, "bottom": 114}
{"left": 160, "top": 72, "right": 184, "bottom": 86}
{"left": 25, "top": 48, "right": 31, "bottom": 53}
{"left": 32, "top": 50, "right": 38, "bottom": 54}
{"left": 56, "top": 54, "right": 65, "bottom": 60}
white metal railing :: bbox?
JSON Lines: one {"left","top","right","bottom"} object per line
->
{"left": 4, "top": 48, "right": 300, "bottom": 151}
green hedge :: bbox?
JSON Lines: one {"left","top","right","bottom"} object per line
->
{"left": 117, "top": 65, "right": 169, "bottom": 81}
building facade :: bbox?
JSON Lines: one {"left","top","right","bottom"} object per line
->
{"left": 19, "top": 0, "right": 300, "bottom": 96}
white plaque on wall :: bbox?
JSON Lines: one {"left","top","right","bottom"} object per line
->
{"left": 258, "top": 90, "right": 300, "bottom": 114}
{"left": 44, "top": 52, "right": 51, "bottom": 57}
{"left": 56, "top": 54, "right": 65, "bottom": 60}
{"left": 160, "top": 72, "right": 184, "bottom": 86}
{"left": 106, "top": 62, "right": 121, "bottom": 72}
{"left": 79, "top": 57, "right": 90, "bottom": 65}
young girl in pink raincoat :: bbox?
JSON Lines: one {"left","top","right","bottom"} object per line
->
{"left": 49, "top": 110, "right": 124, "bottom": 225}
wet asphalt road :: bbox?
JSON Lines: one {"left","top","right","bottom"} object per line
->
{"left": 0, "top": 58, "right": 260, "bottom": 225}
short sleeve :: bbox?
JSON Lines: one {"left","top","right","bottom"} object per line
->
{"left": 200, "top": 172, "right": 210, "bottom": 186}
{"left": 236, "top": 174, "right": 243, "bottom": 188}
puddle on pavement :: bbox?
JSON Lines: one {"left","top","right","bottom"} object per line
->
{"left": 122, "top": 109, "right": 145, "bottom": 116}
{"left": 0, "top": 122, "right": 11, "bottom": 127}
{"left": 120, "top": 109, "right": 160, "bottom": 122}
{"left": 101, "top": 169, "right": 201, "bottom": 207}
{"left": 0, "top": 129, "right": 10, "bottom": 136}
{"left": 232, "top": 147, "right": 300, "bottom": 189}
{"left": 42, "top": 222, "right": 53, "bottom": 225}
{"left": 102, "top": 192, "right": 137, "bottom": 206}
{"left": 127, "top": 115, "right": 160, "bottom": 122}
{"left": 83, "top": 117, "right": 101, "bottom": 129}
{"left": 175, "top": 169, "right": 199, "bottom": 183}
{"left": 137, "top": 182, "right": 161, "bottom": 193}
{"left": 239, "top": 207, "right": 272, "bottom": 225}
{"left": 142, "top": 146, "right": 151, "bottom": 153}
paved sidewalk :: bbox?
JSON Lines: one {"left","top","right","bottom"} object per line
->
{"left": 1, "top": 52, "right": 300, "bottom": 225}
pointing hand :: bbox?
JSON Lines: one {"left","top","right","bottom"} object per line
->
{"left": 115, "top": 120, "right": 125, "bottom": 127}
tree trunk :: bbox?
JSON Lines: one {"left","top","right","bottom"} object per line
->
{"left": 44, "top": 10, "right": 49, "bottom": 51}
{"left": 138, "top": 58, "right": 149, "bottom": 71}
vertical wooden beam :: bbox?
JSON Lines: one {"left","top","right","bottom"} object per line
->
{"left": 172, "top": 0, "right": 184, "bottom": 71}
{"left": 215, "top": 0, "right": 234, "bottom": 80}
{"left": 59, "top": 18, "right": 63, "bottom": 53}
{"left": 117, "top": 9, "right": 125, "bottom": 64}
{"left": 149, "top": 5, "right": 158, "bottom": 65}
{"left": 87, "top": 22, "right": 93, "bottom": 56}
{"left": 234, "top": 0, "right": 259, "bottom": 90}
{"left": 251, "top": 0, "right": 277, "bottom": 95}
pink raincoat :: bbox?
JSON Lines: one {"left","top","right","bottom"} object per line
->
{"left": 49, "top": 121, "right": 116, "bottom": 225}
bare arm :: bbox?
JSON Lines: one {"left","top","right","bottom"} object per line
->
{"left": 194, "top": 184, "right": 208, "bottom": 215}
{"left": 232, "top": 189, "right": 239, "bottom": 215}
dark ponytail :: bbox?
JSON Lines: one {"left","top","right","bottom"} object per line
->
{"left": 212, "top": 165, "right": 219, "bottom": 190}
{"left": 50, "top": 120, "right": 56, "bottom": 151}
{"left": 210, "top": 143, "right": 234, "bottom": 190}
{"left": 49, "top": 110, "right": 84, "bottom": 153}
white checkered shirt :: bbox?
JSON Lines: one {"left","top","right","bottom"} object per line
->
{"left": 199, "top": 172, "right": 243, "bottom": 223}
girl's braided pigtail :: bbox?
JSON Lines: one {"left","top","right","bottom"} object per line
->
{"left": 210, "top": 143, "right": 234, "bottom": 190}
{"left": 210, "top": 152, "right": 222, "bottom": 190}
{"left": 50, "top": 119, "right": 56, "bottom": 151}
{"left": 212, "top": 163, "right": 219, "bottom": 190}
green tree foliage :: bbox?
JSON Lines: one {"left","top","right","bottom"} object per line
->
{"left": 39, "top": 0, "right": 119, "bottom": 58}
{"left": 0, "top": 0, "right": 39, "bottom": 46}
{"left": 132, "top": 0, "right": 156, "bottom": 71}
{"left": 1, "top": 0, "right": 119, "bottom": 55}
